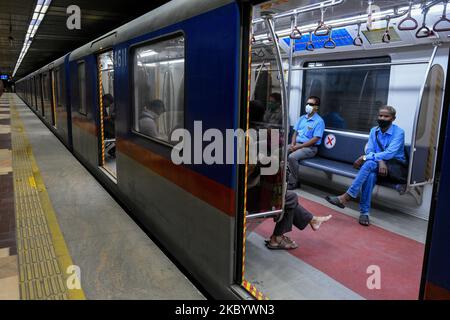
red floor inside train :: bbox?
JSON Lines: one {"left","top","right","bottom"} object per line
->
{"left": 254, "top": 197, "right": 425, "bottom": 300}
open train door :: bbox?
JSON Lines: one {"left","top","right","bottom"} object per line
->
{"left": 50, "top": 68, "right": 57, "bottom": 128}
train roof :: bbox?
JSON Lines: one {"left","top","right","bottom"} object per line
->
{"left": 69, "top": 0, "right": 234, "bottom": 61}
{"left": 17, "top": 0, "right": 233, "bottom": 82}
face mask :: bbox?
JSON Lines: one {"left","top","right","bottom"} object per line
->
{"left": 377, "top": 119, "right": 392, "bottom": 129}
{"left": 305, "top": 104, "right": 314, "bottom": 115}
{"left": 267, "top": 101, "right": 279, "bottom": 111}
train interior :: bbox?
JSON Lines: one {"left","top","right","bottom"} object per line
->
{"left": 98, "top": 51, "right": 117, "bottom": 178}
{"left": 242, "top": 0, "right": 449, "bottom": 299}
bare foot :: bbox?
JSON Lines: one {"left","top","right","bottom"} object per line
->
{"left": 310, "top": 215, "right": 333, "bottom": 231}
{"left": 338, "top": 193, "right": 351, "bottom": 205}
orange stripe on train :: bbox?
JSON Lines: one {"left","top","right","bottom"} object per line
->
{"left": 117, "top": 138, "right": 236, "bottom": 217}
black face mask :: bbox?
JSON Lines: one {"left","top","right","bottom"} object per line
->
{"left": 377, "top": 119, "right": 392, "bottom": 129}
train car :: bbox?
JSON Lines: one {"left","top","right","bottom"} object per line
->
{"left": 16, "top": 55, "right": 72, "bottom": 148}
{"left": 15, "top": 0, "right": 450, "bottom": 300}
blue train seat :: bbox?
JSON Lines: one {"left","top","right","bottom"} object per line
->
{"left": 298, "top": 130, "right": 411, "bottom": 189}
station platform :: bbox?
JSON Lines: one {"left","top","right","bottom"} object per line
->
{"left": 0, "top": 93, "right": 204, "bottom": 300}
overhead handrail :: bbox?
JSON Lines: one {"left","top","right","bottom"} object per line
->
{"left": 306, "top": 32, "right": 315, "bottom": 51}
{"left": 324, "top": 27, "right": 336, "bottom": 49}
{"left": 262, "top": 13, "right": 288, "bottom": 223}
{"left": 433, "top": 0, "right": 450, "bottom": 32}
{"left": 253, "top": 5, "right": 409, "bottom": 45}
{"left": 314, "top": 5, "right": 332, "bottom": 36}
{"left": 416, "top": 5, "right": 432, "bottom": 38}
{"left": 252, "top": 0, "right": 344, "bottom": 24}
{"left": 382, "top": 16, "right": 392, "bottom": 43}
{"left": 398, "top": 0, "right": 419, "bottom": 30}
{"left": 353, "top": 23, "right": 364, "bottom": 46}
{"left": 290, "top": 13, "right": 303, "bottom": 39}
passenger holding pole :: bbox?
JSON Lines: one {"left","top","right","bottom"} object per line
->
{"left": 287, "top": 96, "right": 325, "bottom": 190}
{"left": 325, "top": 106, "right": 407, "bottom": 227}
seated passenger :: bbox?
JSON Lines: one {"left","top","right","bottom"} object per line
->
{"left": 287, "top": 96, "right": 325, "bottom": 190}
{"left": 266, "top": 190, "right": 332, "bottom": 250}
{"left": 103, "top": 94, "right": 115, "bottom": 138}
{"left": 247, "top": 100, "right": 270, "bottom": 213}
{"left": 139, "top": 99, "right": 165, "bottom": 138}
{"left": 263, "top": 93, "right": 282, "bottom": 125}
{"left": 325, "top": 106, "right": 406, "bottom": 227}
{"left": 103, "top": 93, "right": 115, "bottom": 118}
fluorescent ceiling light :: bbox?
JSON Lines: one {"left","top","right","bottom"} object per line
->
{"left": 140, "top": 50, "right": 158, "bottom": 57}
{"left": 12, "top": 0, "right": 52, "bottom": 77}
{"left": 159, "top": 59, "right": 184, "bottom": 65}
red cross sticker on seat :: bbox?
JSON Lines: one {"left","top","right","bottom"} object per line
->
{"left": 325, "top": 134, "right": 336, "bottom": 149}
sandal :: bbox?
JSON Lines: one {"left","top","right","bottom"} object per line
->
{"left": 325, "top": 195, "right": 345, "bottom": 209}
{"left": 359, "top": 214, "right": 370, "bottom": 226}
{"left": 264, "top": 235, "right": 296, "bottom": 245}
{"left": 266, "top": 236, "right": 299, "bottom": 250}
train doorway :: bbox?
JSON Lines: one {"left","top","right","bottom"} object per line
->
{"left": 97, "top": 50, "right": 116, "bottom": 179}
{"left": 50, "top": 69, "right": 57, "bottom": 128}
{"left": 40, "top": 74, "right": 46, "bottom": 117}
{"left": 239, "top": 0, "right": 449, "bottom": 300}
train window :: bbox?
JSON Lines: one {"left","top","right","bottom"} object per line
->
{"left": 78, "top": 62, "right": 87, "bottom": 115}
{"left": 302, "top": 57, "right": 391, "bottom": 133}
{"left": 132, "top": 34, "right": 185, "bottom": 145}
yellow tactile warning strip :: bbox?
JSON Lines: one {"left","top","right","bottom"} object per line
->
{"left": 242, "top": 279, "right": 269, "bottom": 300}
{"left": 9, "top": 97, "right": 85, "bottom": 300}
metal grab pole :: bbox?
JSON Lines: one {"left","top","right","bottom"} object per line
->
{"left": 287, "top": 16, "right": 295, "bottom": 107}
{"left": 264, "top": 15, "right": 289, "bottom": 222}
{"left": 407, "top": 43, "right": 440, "bottom": 188}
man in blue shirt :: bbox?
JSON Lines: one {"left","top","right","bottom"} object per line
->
{"left": 287, "top": 96, "right": 325, "bottom": 190}
{"left": 325, "top": 106, "right": 406, "bottom": 226}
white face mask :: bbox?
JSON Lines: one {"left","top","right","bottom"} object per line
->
{"left": 305, "top": 104, "right": 314, "bottom": 115}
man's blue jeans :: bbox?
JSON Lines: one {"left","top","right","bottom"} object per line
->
{"left": 347, "top": 160, "right": 378, "bottom": 216}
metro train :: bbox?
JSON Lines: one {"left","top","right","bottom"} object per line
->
{"left": 15, "top": 0, "right": 450, "bottom": 300}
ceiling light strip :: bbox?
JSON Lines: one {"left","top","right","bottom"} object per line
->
{"left": 12, "top": 0, "right": 52, "bottom": 77}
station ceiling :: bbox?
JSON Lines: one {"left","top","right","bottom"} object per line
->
{"left": 0, "top": 0, "right": 170, "bottom": 79}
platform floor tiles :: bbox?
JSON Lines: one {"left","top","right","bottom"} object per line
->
{"left": 0, "top": 94, "right": 204, "bottom": 299}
